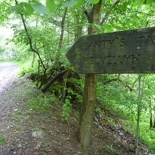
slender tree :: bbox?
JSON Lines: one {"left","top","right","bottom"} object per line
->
{"left": 135, "top": 75, "right": 143, "bottom": 155}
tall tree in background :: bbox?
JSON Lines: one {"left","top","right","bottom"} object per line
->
{"left": 135, "top": 75, "right": 143, "bottom": 155}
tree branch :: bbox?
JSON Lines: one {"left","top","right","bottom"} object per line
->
{"left": 118, "top": 79, "right": 133, "bottom": 91}
{"left": 100, "top": 0, "right": 121, "bottom": 25}
{"left": 58, "top": 7, "right": 68, "bottom": 49}
{"left": 41, "top": 70, "right": 67, "bottom": 93}
{"left": 14, "top": 0, "right": 46, "bottom": 71}
{"left": 103, "top": 74, "right": 120, "bottom": 85}
{"left": 83, "top": 6, "right": 89, "bottom": 21}
{"left": 103, "top": 75, "right": 133, "bottom": 91}
{"left": 55, "top": 7, "right": 68, "bottom": 66}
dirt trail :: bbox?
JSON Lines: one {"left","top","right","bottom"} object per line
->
{"left": 0, "top": 63, "right": 81, "bottom": 155}
{"left": 0, "top": 62, "right": 19, "bottom": 129}
{"left": 0, "top": 62, "right": 19, "bottom": 93}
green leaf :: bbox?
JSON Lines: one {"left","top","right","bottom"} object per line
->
{"left": 87, "top": 0, "right": 100, "bottom": 4}
{"left": 145, "top": 0, "right": 155, "bottom": 4}
{"left": 12, "top": 2, "right": 34, "bottom": 16}
{"left": 134, "top": 0, "right": 155, "bottom": 4}
{"left": 75, "top": 0, "right": 85, "bottom": 7}
{"left": 31, "top": 3, "right": 49, "bottom": 14}
{"left": 134, "top": 0, "right": 144, "bottom": 5}
{"left": 63, "top": 0, "right": 77, "bottom": 7}
{"left": 46, "top": 0, "right": 56, "bottom": 12}
{"left": 25, "top": 3, "right": 34, "bottom": 16}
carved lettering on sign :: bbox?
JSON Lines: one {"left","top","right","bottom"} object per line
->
{"left": 83, "top": 54, "right": 140, "bottom": 66}
{"left": 137, "top": 34, "right": 155, "bottom": 47}
{"left": 81, "top": 36, "right": 126, "bottom": 52}
{"left": 67, "top": 27, "right": 155, "bottom": 73}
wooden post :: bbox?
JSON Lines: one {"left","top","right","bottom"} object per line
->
{"left": 78, "top": 74, "right": 97, "bottom": 147}
{"left": 78, "top": 0, "right": 102, "bottom": 147}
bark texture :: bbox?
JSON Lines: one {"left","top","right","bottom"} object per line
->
{"left": 78, "top": 74, "right": 97, "bottom": 147}
{"left": 78, "top": 0, "right": 102, "bottom": 148}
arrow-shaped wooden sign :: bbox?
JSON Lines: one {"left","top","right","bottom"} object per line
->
{"left": 67, "top": 27, "right": 155, "bottom": 74}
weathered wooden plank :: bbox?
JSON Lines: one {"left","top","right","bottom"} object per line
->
{"left": 67, "top": 27, "right": 155, "bottom": 74}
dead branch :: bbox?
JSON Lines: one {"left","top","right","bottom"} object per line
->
{"left": 41, "top": 70, "right": 67, "bottom": 93}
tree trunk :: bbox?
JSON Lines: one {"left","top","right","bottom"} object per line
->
{"left": 78, "top": 0, "right": 102, "bottom": 148}
{"left": 74, "top": 11, "right": 83, "bottom": 41}
{"left": 153, "top": 108, "right": 155, "bottom": 128}
{"left": 153, "top": 117, "right": 155, "bottom": 128}
{"left": 55, "top": 7, "right": 68, "bottom": 67}
{"left": 150, "top": 112, "right": 153, "bottom": 128}
{"left": 135, "top": 75, "right": 143, "bottom": 155}
{"left": 149, "top": 99, "right": 153, "bottom": 128}
{"left": 78, "top": 74, "right": 97, "bottom": 147}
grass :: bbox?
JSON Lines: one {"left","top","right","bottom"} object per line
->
{"left": 27, "top": 95, "right": 56, "bottom": 113}
{"left": 126, "top": 118, "right": 155, "bottom": 153}
{"left": 103, "top": 144, "right": 116, "bottom": 153}
{"left": 0, "top": 134, "right": 6, "bottom": 145}
{"left": 14, "top": 57, "right": 38, "bottom": 77}
{"left": 18, "top": 62, "right": 38, "bottom": 77}
{"left": 140, "top": 123, "right": 155, "bottom": 152}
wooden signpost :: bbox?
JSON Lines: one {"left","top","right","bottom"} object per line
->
{"left": 67, "top": 26, "right": 155, "bottom": 147}
{"left": 67, "top": 27, "right": 155, "bottom": 74}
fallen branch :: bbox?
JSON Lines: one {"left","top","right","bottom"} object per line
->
{"left": 41, "top": 70, "right": 67, "bottom": 93}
